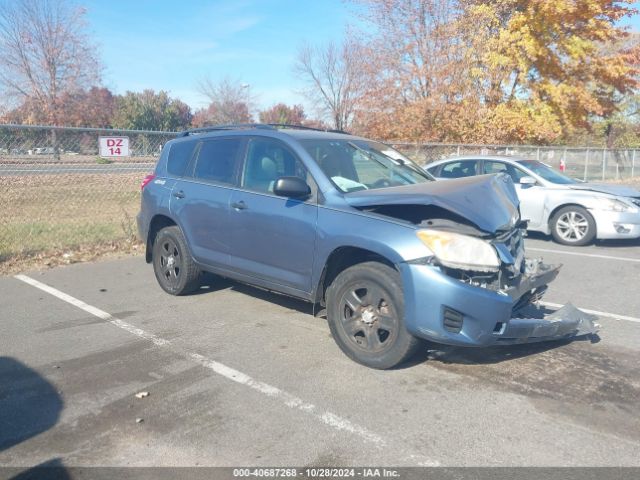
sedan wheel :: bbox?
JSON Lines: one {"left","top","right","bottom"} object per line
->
{"left": 550, "top": 206, "right": 596, "bottom": 246}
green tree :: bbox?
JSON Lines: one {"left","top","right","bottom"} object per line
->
{"left": 113, "top": 90, "right": 192, "bottom": 131}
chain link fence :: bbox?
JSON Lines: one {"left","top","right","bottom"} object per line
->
{"left": 0, "top": 124, "right": 177, "bottom": 266}
{"left": 1, "top": 124, "right": 639, "bottom": 269}
{"left": 391, "top": 143, "right": 639, "bottom": 182}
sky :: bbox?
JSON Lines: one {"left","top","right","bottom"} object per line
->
{"left": 83, "top": 0, "right": 355, "bottom": 113}
{"left": 84, "top": 0, "right": 640, "bottom": 115}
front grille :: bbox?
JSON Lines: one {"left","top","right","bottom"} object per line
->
{"left": 508, "top": 230, "right": 525, "bottom": 271}
{"left": 494, "top": 228, "right": 526, "bottom": 274}
{"left": 443, "top": 307, "right": 464, "bottom": 333}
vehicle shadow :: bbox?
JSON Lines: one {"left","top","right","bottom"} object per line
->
{"left": 0, "top": 360, "right": 73, "bottom": 479}
{"left": 191, "top": 276, "right": 603, "bottom": 369}
{"left": 416, "top": 334, "right": 599, "bottom": 367}
{"left": 231, "top": 283, "right": 316, "bottom": 316}
{"left": 188, "top": 272, "right": 236, "bottom": 296}
{"left": 7, "top": 458, "right": 71, "bottom": 480}
{"left": 192, "top": 272, "right": 316, "bottom": 315}
{"left": 0, "top": 357, "right": 63, "bottom": 452}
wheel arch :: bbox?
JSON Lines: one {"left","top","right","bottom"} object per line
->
{"left": 547, "top": 202, "right": 592, "bottom": 228}
{"left": 313, "top": 246, "right": 398, "bottom": 305}
{"left": 146, "top": 214, "right": 178, "bottom": 263}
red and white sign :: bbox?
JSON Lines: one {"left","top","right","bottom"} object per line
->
{"left": 99, "top": 136, "right": 130, "bottom": 157}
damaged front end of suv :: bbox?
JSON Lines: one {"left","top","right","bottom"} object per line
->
{"left": 345, "top": 173, "right": 600, "bottom": 347}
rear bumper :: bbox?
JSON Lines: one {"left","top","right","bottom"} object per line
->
{"left": 401, "top": 262, "right": 599, "bottom": 347}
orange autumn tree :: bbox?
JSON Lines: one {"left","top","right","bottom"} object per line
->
{"left": 474, "top": 0, "right": 639, "bottom": 142}
{"left": 351, "top": 0, "right": 639, "bottom": 144}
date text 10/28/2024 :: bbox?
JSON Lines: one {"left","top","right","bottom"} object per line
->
{"left": 233, "top": 468, "right": 400, "bottom": 478}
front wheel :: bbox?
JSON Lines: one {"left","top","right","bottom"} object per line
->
{"left": 550, "top": 206, "right": 597, "bottom": 246}
{"left": 326, "top": 262, "right": 422, "bottom": 369}
{"left": 152, "top": 226, "right": 201, "bottom": 295}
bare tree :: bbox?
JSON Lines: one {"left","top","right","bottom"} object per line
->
{"left": 0, "top": 0, "right": 101, "bottom": 124}
{"left": 294, "top": 40, "right": 365, "bottom": 131}
{"left": 194, "top": 76, "right": 256, "bottom": 125}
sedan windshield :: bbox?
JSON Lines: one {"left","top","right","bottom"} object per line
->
{"left": 300, "top": 139, "right": 433, "bottom": 192}
{"left": 516, "top": 160, "right": 578, "bottom": 185}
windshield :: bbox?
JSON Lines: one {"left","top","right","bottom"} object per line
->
{"left": 516, "top": 160, "right": 578, "bottom": 185}
{"left": 300, "top": 139, "right": 433, "bottom": 192}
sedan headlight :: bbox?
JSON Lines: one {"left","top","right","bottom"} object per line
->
{"left": 416, "top": 230, "right": 500, "bottom": 272}
{"left": 593, "top": 197, "right": 636, "bottom": 213}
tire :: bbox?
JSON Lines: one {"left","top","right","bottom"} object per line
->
{"left": 152, "top": 226, "right": 201, "bottom": 295}
{"left": 326, "top": 261, "right": 422, "bottom": 369}
{"left": 550, "top": 205, "right": 597, "bottom": 246}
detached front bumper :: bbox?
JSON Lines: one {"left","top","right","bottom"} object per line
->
{"left": 401, "top": 261, "right": 599, "bottom": 347}
{"left": 495, "top": 303, "right": 599, "bottom": 345}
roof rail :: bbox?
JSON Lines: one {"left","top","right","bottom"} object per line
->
{"left": 179, "top": 124, "right": 274, "bottom": 137}
{"left": 266, "top": 123, "right": 349, "bottom": 134}
{"left": 179, "top": 123, "right": 349, "bottom": 137}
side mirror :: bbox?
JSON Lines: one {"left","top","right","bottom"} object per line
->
{"left": 273, "top": 176, "right": 311, "bottom": 199}
{"left": 519, "top": 176, "right": 536, "bottom": 186}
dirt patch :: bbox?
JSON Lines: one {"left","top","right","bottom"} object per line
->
{"left": 425, "top": 340, "right": 640, "bottom": 441}
{"left": 426, "top": 340, "right": 640, "bottom": 406}
{"left": 0, "top": 239, "right": 143, "bottom": 275}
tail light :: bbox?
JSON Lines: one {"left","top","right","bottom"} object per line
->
{"left": 141, "top": 174, "right": 156, "bottom": 190}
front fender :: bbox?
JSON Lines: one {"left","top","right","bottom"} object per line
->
{"left": 311, "top": 207, "right": 429, "bottom": 300}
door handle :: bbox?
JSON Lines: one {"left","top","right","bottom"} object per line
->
{"left": 231, "top": 201, "right": 247, "bottom": 210}
{"left": 173, "top": 190, "right": 185, "bottom": 199}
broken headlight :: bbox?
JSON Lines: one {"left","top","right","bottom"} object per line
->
{"left": 416, "top": 230, "right": 500, "bottom": 272}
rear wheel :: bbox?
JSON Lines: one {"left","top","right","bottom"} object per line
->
{"left": 550, "top": 206, "right": 596, "bottom": 246}
{"left": 152, "top": 226, "right": 201, "bottom": 295}
{"left": 326, "top": 262, "right": 422, "bottom": 369}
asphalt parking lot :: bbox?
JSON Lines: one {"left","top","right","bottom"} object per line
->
{"left": 1, "top": 235, "right": 639, "bottom": 469}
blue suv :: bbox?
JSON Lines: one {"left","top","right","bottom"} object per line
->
{"left": 138, "top": 124, "right": 598, "bottom": 369}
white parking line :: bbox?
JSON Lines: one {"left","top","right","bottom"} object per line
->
{"left": 527, "top": 247, "right": 640, "bottom": 263}
{"left": 15, "top": 273, "right": 438, "bottom": 465}
{"left": 541, "top": 302, "right": 640, "bottom": 324}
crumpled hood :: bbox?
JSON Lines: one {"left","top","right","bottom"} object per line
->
{"left": 567, "top": 183, "right": 640, "bottom": 197}
{"left": 344, "top": 174, "right": 520, "bottom": 233}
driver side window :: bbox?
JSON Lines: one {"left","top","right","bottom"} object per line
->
{"left": 242, "top": 138, "right": 310, "bottom": 194}
{"left": 483, "top": 161, "right": 527, "bottom": 183}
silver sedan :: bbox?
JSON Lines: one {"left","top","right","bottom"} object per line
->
{"left": 425, "top": 155, "right": 640, "bottom": 245}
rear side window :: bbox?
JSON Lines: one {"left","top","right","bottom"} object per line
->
{"left": 167, "top": 141, "right": 196, "bottom": 177}
{"left": 440, "top": 160, "right": 478, "bottom": 178}
{"left": 193, "top": 138, "right": 243, "bottom": 185}
{"left": 483, "top": 160, "right": 527, "bottom": 183}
